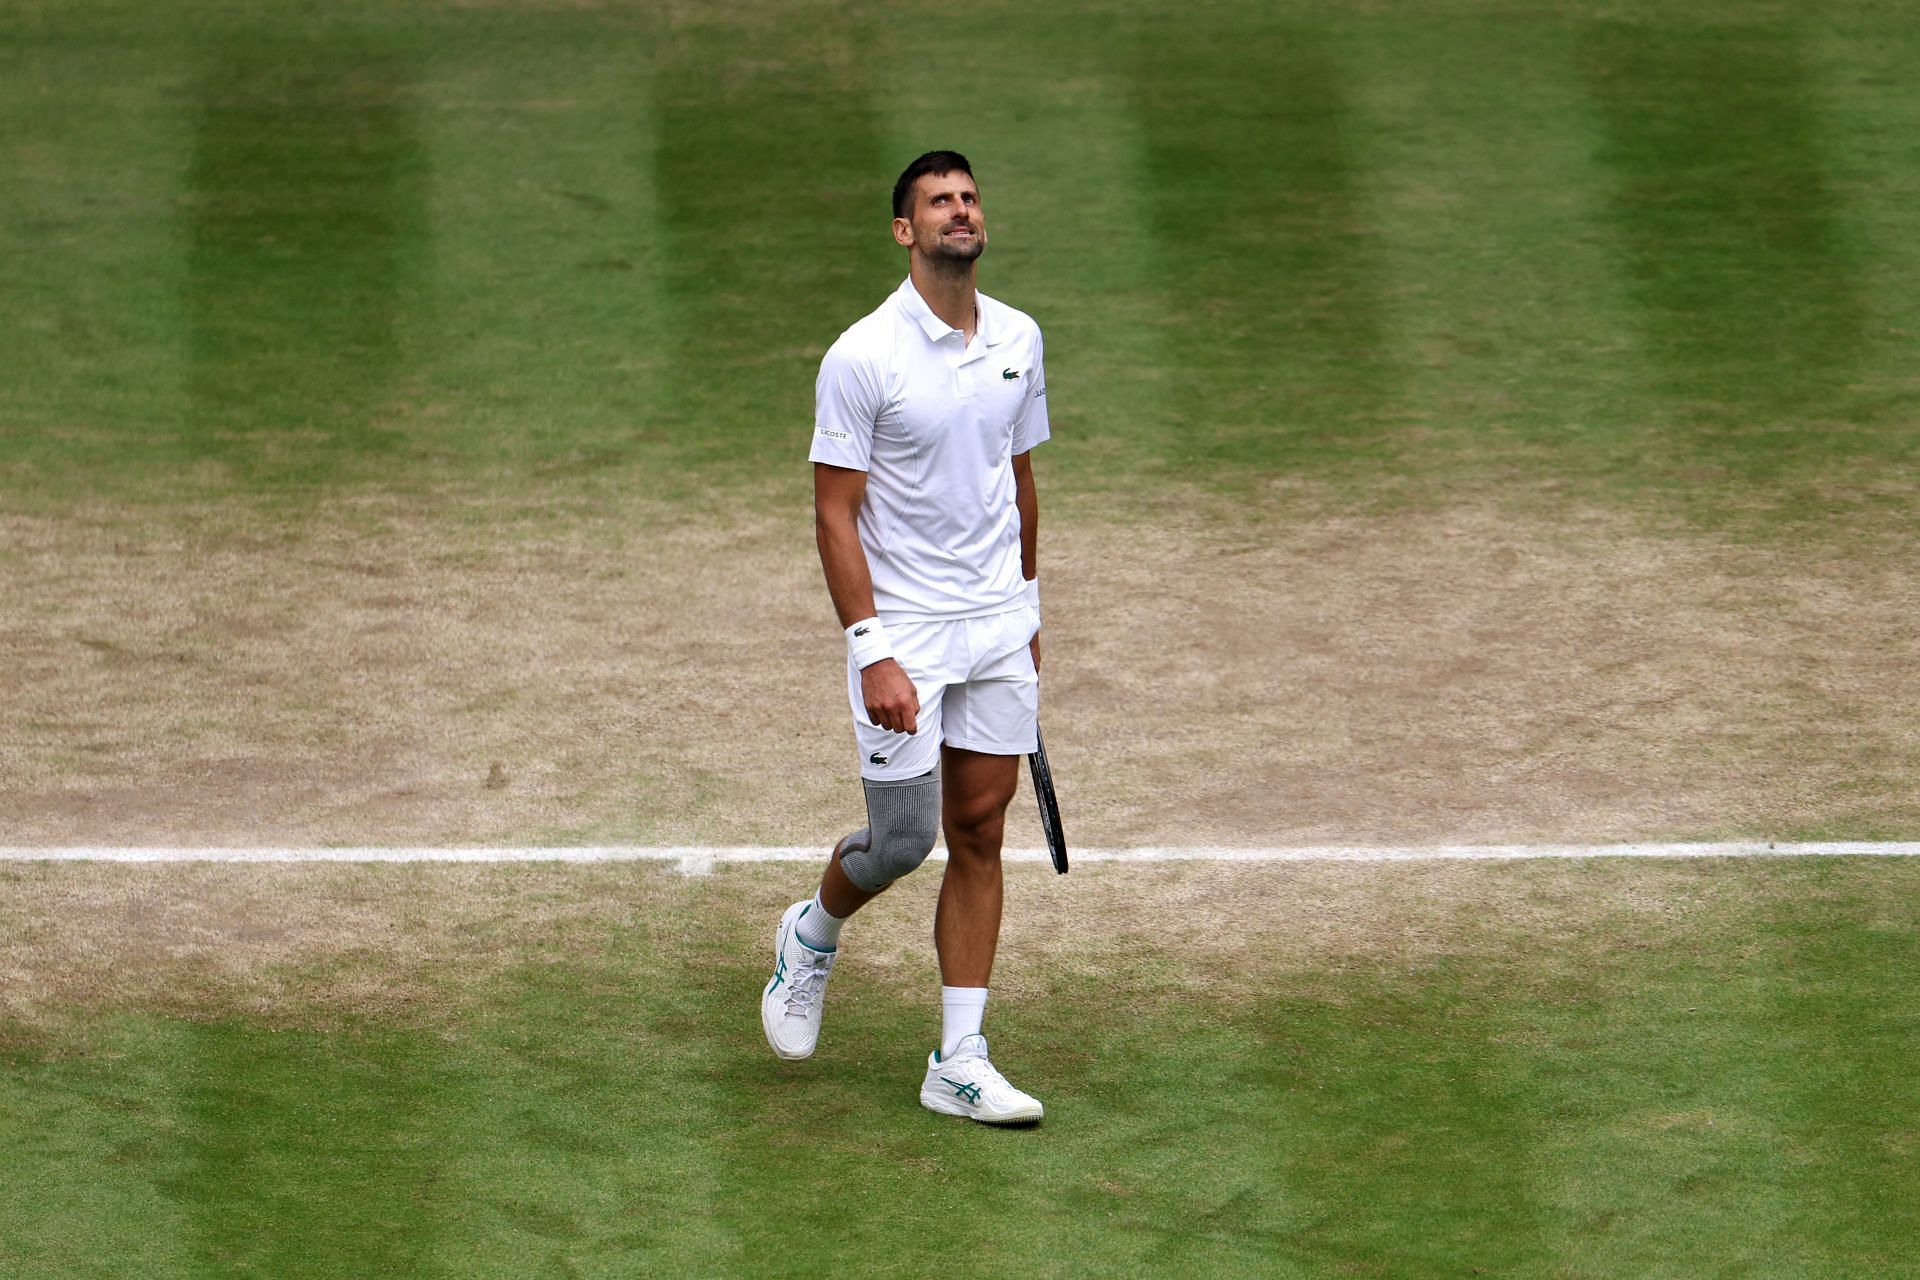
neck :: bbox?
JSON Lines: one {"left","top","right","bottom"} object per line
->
{"left": 909, "top": 257, "right": 979, "bottom": 340}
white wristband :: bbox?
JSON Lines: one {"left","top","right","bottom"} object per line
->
{"left": 846, "top": 617, "right": 893, "bottom": 669}
{"left": 1023, "top": 577, "right": 1040, "bottom": 612}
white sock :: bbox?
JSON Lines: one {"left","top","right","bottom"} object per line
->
{"left": 794, "top": 891, "right": 844, "bottom": 952}
{"left": 940, "top": 986, "right": 989, "bottom": 1058}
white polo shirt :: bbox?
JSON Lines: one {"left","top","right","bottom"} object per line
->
{"left": 810, "top": 276, "right": 1050, "bottom": 620}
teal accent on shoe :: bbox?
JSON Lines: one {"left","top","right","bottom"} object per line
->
{"left": 940, "top": 1077, "right": 983, "bottom": 1104}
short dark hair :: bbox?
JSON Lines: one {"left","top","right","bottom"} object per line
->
{"left": 892, "top": 150, "right": 974, "bottom": 219}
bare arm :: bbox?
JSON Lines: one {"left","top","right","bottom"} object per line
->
{"left": 1013, "top": 449, "right": 1041, "bottom": 672}
{"left": 815, "top": 462, "right": 919, "bottom": 733}
{"left": 814, "top": 462, "right": 879, "bottom": 627}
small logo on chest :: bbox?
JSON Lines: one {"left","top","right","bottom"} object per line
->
{"left": 1001, "top": 368, "right": 1021, "bottom": 380}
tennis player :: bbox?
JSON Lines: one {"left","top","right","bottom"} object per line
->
{"left": 759, "top": 150, "right": 1050, "bottom": 1124}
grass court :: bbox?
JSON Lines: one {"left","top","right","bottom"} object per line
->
{"left": 5, "top": 0, "right": 1920, "bottom": 1274}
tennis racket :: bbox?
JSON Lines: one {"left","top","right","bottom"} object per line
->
{"left": 1028, "top": 723, "right": 1068, "bottom": 874}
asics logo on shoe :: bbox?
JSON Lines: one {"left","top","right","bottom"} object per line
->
{"left": 1002, "top": 368, "right": 1021, "bottom": 380}
{"left": 941, "top": 1077, "right": 983, "bottom": 1104}
{"left": 767, "top": 953, "right": 787, "bottom": 994}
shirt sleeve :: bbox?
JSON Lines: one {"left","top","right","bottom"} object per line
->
{"left": 1011, "top": 329, "right": 1050, "bottom": 454}
{"left": 809, "top": 338, "right": 883, "bottom": 470}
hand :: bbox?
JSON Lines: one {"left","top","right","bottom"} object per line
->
{"left": 862, "top": 658, "right": 919, "bottom": 734}
{"left": 1029, "top": 627, "right": 1042, "bottom": 674}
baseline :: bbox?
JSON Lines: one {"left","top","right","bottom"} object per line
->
{"left": 2, "top": 842, "right": 1918, "bottom": 875}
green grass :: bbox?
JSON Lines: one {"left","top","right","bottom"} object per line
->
{"left": 4, "top": 0, "right": 1918, "bottom": 531}
{"left": 6, "top": 0, "right": 1920, "bottom": 1271}
{"left": 4, "top": 858, "right": 1918, "bottom": 1277}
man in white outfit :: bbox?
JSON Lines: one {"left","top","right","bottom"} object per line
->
{"left": 759, "top": 150, "right": 1050, "bottom": 1125}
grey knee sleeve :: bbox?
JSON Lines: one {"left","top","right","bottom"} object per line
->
{"left": 839, "top": 770, "right": 940, "bottom": 891}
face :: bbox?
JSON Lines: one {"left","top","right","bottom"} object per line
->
{"left": 893, "top": 170, "right": 986, "bottom": 263}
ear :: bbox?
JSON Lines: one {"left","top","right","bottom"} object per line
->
{"left": 891, "top": 216, "right": 915, "bottom": 248}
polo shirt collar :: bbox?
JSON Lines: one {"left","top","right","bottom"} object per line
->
{"left": 896, "top": 276, "right": 1004, "bottom": 347}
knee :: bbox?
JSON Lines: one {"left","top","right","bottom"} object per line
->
{"left": 840, "top": 772, "right": 940, "bottom": 891}
{"left": 884, "top": 797, "right": 942, "bottom": 863}
{"left": 943, "top": 791, "right": 1010, "bottom": 848}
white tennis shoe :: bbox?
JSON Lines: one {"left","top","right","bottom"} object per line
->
{"left": 761, "top": 900, "right": 837, "bottom": 1060}
{"left": 919, "top": 1034, "right": 1044, "bottom": 1124}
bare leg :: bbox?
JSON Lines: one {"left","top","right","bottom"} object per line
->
{"left": 819, "top": 833, "right": 885, "bottom": 919}
{"left": 934, "top": 745, "right": 1021, "bottom": 987}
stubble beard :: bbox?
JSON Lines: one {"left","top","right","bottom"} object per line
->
{"left": 924, "top": 227, "right": 985, "bottom": 267}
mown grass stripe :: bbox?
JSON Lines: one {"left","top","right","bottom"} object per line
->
{"left": 409, "top": 13, "right": 668, "bottom": 488}
{"left": 647, "top": 0, "right": 892, "bottom": 479}
{"left": 1582, "top": 18, "right": 1867, "bottom": 420}
{"left": 182, "top": 28, "right": 427, "bottom": 487}
{"left": 1123, "top": 13, "right": 1399, "bottom": 481}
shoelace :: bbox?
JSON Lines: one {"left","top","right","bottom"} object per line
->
{"left": 783, "top": 951, "right": 836, "bottom": 1016}
{"left": 975, "top": 1059, "right": 1012, "bottom": 1092}
{"left": 950, "top": 1046, "right": 1013, "bottom": 1094}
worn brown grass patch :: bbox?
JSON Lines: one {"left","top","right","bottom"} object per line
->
{"left": 1049, "top": 501, "right": 1920, "bottom": 843}
{"left": 3, "top": 487, "right": 1917, "bottom": 846}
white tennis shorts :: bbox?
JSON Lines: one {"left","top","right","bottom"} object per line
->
{"left": 849, "top": 604, "right": 1040, "bottom": 780}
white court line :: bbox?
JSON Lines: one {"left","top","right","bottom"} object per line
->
{"left": 2, "top": 843, "right": 1917, "bottom": 875}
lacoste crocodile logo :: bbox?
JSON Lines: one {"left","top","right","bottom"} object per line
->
{"left": 1002, "top": 368, "right": 1021, "bottom": 380}
{"left": 869, "top": 752, "right": 889, "bottom": 765}
{"left": 853, "top": 626, "right": 870, "bottom": 636}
